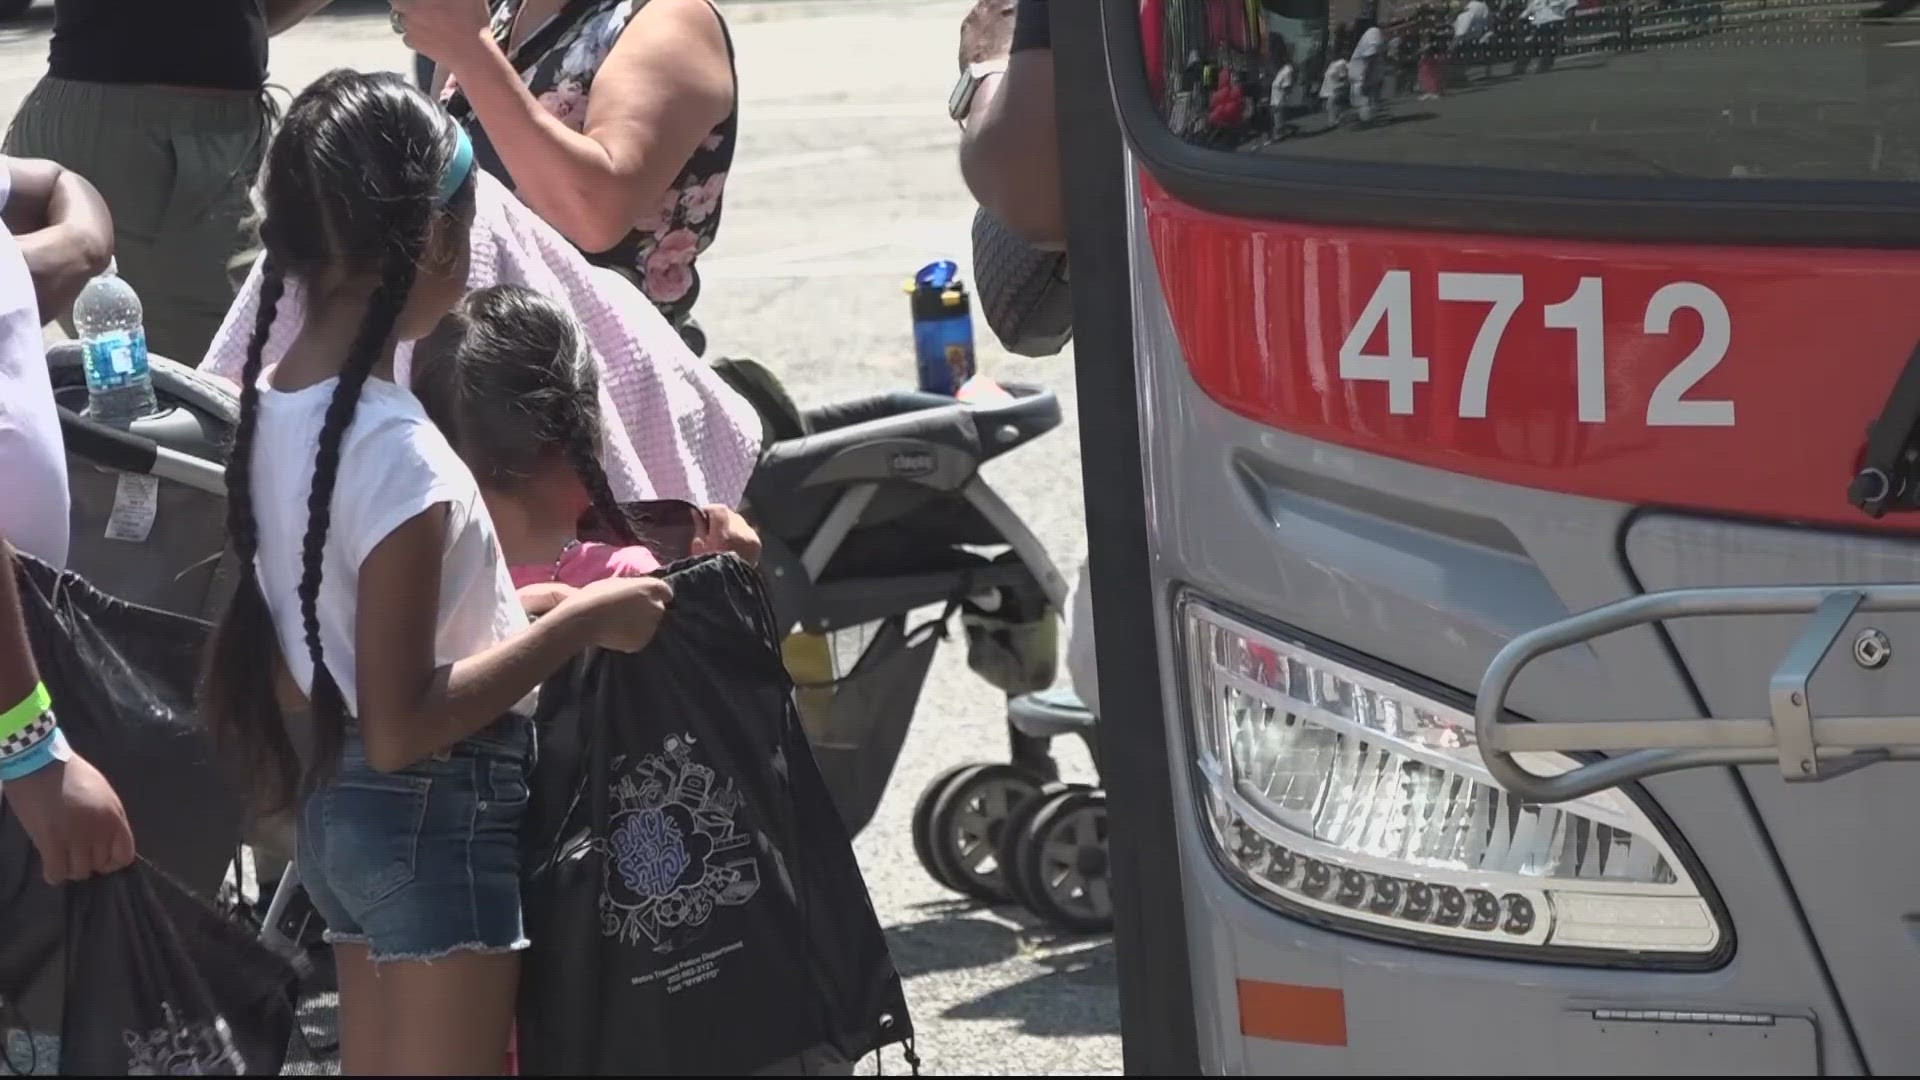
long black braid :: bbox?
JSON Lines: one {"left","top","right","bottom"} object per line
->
{"left": 199, "top": 69, "right": 474, "bottom": 811}
{"left": 297, "top": 239, "right": 427, "bottom": 767}
{"left": 201, "top": 260, "right": 299, "bottom": 807}
{"left": 413, "top": 284, "right": 645, "bottom": 549}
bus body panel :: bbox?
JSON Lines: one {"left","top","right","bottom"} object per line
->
{"left": 1625, "top": 512, "right": 1920, "bottom": 1069}
{"left": 1130, "top": 175, "right": 1869, "bottom": 1073}
{"left": 1142, "top": 176, "right": 1920, "bottom": 534}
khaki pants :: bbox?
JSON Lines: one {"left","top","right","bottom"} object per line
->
{"left": 4, "top": 77, "right": 270, "bottom": 366}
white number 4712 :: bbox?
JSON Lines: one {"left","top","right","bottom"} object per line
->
{"left": 1337, "top": 270, "right": 1734, "bottom": 427}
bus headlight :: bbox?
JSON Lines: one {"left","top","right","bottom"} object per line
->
{"left": 1179, "top": 594, "right": 1727, "bottom": 963}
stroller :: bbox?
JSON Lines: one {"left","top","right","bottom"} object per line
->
{"left": 714, "top": 359, "right": 1110, "bottom": 931}
{"left": 51, "top": 342, "right": 1109, "bottom": 953}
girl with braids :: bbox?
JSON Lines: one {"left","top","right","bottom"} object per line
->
{"left": 411, "top": 284, "right": 759, "bottom": 615}
{"left": 198, "top": 70, "right": 670, "bottom": 1075}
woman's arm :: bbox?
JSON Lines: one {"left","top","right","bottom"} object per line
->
{"left": 354, "top": 505, "right": 670, "bottom": 772}
{"left": 397, "top": 0, "right": 734, "bottom": 254}
{"left": 2, "top": 157, "right": 113, "bottom": 322}
{"left": 957, "top": 0, "right": 1065, "bottom": 249}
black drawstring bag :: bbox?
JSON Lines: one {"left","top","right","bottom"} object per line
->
{"left": 59, "top": 860, "right": 297, "bottom": 1076}
{"left": 518, "top": 554, "right": 914, "bottom": 1075}
{"left": 1, "top": 557, "right": 251, "bottom": 1071}
{"left": 6, "top": 557, "right": 243, "bottom": 898}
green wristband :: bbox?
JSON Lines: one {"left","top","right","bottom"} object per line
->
{"left": 0, "top": 683, "right": 53, "bottom": 742}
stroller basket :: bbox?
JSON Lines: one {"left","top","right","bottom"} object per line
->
{"left": 787, "top": 615, "right": 941, "bottom": 837}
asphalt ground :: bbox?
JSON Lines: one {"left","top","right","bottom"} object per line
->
{"left": 0, "top": 0, "right": 1115, "bottom": 1074}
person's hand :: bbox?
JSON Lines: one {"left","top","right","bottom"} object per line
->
{"left": 517, "top": 581, "right": 577, "bottom": 619}
{"left": 390, "top": 0, "right": 494, "bottom": 72}
{"left": 562, "top": 576, "right": 673, "bottom": 653}
{"left": 691, "top": 505, "right": 762, "bottom": 565}
{"left": 15, "top": 229, "right": 106, "bottom": 325}
{"left": 5, "top": 753, "right": 135, "bottom": 885}
{"left": 959, "top": 0, "right": 1018, "bottom": 71}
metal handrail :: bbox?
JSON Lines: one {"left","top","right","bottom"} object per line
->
{"left": 1476, "top": 584, "right": 1920, "bottom": 802}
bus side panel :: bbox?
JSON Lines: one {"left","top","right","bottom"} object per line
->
{"left": 1627, "top": 513, "right": 1920, "bottom": 1074}
{"left": 1129, "top": 181, "right": 1865, "bottom": 1073}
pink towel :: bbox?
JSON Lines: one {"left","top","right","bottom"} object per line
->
{"left": 199, "top": 171, "right": 762, "bottom": 508}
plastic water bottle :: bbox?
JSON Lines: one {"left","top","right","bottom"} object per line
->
{"left": 906, "top": 260, "right": 977, "bottom": 396}
{"left": 73, "top": 261, "right": 157, "bottom": 428}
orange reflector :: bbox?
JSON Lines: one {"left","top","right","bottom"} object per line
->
{"left": 1236, "top": 979, "right": 1348, "bottom": 1047}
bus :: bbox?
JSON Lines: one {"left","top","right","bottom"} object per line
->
{"left": 1057, "top": 0, "right": 1920, "bottom": 1072}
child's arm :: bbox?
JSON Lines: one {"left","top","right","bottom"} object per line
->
{"left": 354, "top": 505, "right": 670, "bottom": 773}
{"left": 517, "top": 582, "right": 578, "bottom": 619}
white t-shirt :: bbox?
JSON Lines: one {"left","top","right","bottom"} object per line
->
{"left": 250, "top": 377, "right": 528, "bottom": 717}
{"left": 1352, "top": 26, "right": 1384, "bottom": 64}
{"left": 0, "top": 165, "right": 72, "bottom": 569}
{"left": 1455, "top": 1, "right": 1489, "bottom": 41}
{"left": 1270, "top": 64, "right": 1295, "bottom": 109}
{"left": 1321, "top": 59, "right": 1349, "bottom": 100}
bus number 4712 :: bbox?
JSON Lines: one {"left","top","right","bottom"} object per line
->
{"left": 1339, "top": 270, "right": 1735, "bottom": 428}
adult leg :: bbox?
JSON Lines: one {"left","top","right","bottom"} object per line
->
{"left": 144, "top": 87, "right": 270, "bottom": 365}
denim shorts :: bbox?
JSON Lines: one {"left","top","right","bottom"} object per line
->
{"left": 296, "top": 715, "right": 535, "bottom": 963}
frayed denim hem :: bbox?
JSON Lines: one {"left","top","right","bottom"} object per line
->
{"left": 367, "top": 937, "right": 531, "bottom": 966}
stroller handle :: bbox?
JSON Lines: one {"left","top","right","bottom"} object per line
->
{"left": 58, "top": 406, "right": 228, "bottom": 496}
{"left": 59, "top": 405, "right": 157, "bottom": 474}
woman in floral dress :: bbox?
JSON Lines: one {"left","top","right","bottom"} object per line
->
{"left": 394, "top": 0, "right": 736, "bottom": 337}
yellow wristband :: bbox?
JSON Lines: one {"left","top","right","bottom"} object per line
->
{"left": 0, "top": 683, "right": 52, "bottom": 742}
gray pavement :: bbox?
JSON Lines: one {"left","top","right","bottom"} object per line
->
{"left": 0, "top": 0, "right": 1115, "bottom": 1074}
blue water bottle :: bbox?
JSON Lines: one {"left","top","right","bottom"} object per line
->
{"left": 907, "top": 260, "right": 976, "bottom": 396}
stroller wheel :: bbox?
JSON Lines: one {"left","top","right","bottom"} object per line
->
{"left": 912, "top": 763, "right": 991, "bottom": 892}
{"left": 926, "top": 763, "right": 1053, "bottom": 903}
{"left": 995, "top": 780, "right": 1072, "bottom": 908}
{"left": 1017, "top": 787, "right": 1114, "bottom": 933}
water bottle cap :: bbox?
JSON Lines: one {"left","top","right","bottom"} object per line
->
{"left": 913, "top": 259, "right": 961, "bottom": 292}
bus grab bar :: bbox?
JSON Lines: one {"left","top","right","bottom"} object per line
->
{"left": 1476, "top": 585, "right": 1920, "bottom": 803}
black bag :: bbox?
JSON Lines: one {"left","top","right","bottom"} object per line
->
{"left": 518, "top": 554, "right": 914, "bottom": 1075}
{"left": 7, "top": 557, "right": 243, "bottom": 897}
{"left": 1, "top": 557, "right": 248, "bottom": 1060}
{"left": 971, "top": 206, "right": 1074, "bottom": 358}
{"left": 59, "top": 861, "right": 297, "bottom": 1076}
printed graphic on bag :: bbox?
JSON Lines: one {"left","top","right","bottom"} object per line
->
{"left": 599, "top": 734, "right": 760, "bottom": 954}
{"left": 122, "top": 1004, "right": 246, "bottom": 1076}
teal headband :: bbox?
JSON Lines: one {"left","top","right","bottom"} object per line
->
{"left": 436, "top": 126, "right": 475, "bottom": 206}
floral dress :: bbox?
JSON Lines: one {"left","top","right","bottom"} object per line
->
{"left": 442, "top": 0, "right": 737, "bottom": 329}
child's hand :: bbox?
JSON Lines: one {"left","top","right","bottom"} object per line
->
{"left": 564, "top": 576, "right": 674, "bottom": 653}
{"left": 691, "top": 505, "right": 762, "bottom": 565}
{"left": 518, "top": 582, "right": 577, "bottom": 619}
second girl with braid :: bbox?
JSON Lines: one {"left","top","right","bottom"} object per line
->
{"left": 196, "top": 70, "right": 671, "bottom": 1075}
{"left": 410, "top": 284, "right": 760, "bottom": 617}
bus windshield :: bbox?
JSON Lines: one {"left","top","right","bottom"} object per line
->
{"left": 1149, "top": 0, "right": 1920, "bottom": 183}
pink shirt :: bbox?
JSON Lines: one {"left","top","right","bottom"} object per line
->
{"left": 510, "top": 541, "right": 661, "bottom": 590}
